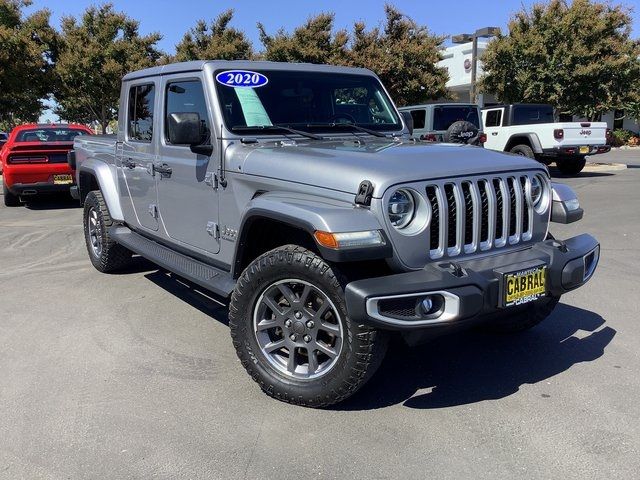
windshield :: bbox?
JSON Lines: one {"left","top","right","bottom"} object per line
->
{"left": 433, "top": 106, "right": 480, "bottom": 131}
{"left": 215, "top": 69, "right": 401, "bottom": 134}
{"left": 16, "top": 128, "right": 89, "bottom": 142}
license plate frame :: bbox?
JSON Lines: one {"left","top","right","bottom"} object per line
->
{"left": 500, "top": 264, "right": 548, "bottom": 308}
{"left": 579, "top": 146, "right": 589, "bottom": 154}
{"left": 53, "top": 174, "right": 73, "bottom": 185}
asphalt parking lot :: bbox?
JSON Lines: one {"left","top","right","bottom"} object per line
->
{"left": 1, "top": 150, "right": 639, "bottom": 479}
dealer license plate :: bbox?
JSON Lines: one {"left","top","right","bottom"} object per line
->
{"left": 579, "top": 146, "right": 590, "bottom": 154}
{"left": 53, "top": 174, "right": 73, "bottom": 185}
{"left": 502, "top": 265, "right": 547, "bottom": 307}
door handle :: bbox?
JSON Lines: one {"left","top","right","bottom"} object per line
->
{"left": 123, "top": 158, "right": 136, "bottom": 169}
{"left": 154, "top": 163, "right": 173, "bottom": 177}
{"left": 492, "top": 132, "right": 498, "bottom": 136}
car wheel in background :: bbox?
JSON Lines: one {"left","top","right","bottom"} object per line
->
{"left": 2, "top": 182, "right": 20, "bottom": 207}
{"left": 557, "top": 156, "right": 587, "bottom": 175}
{"left": 83, "top": 190, "right": 133, "bottom": 272}
{"left": 509, "top": 144, "right": 535, "bottom": 159}
{"left": 229, "top": 244, "right": 388, "bottom": 407}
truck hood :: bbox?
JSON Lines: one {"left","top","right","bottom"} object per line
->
{"left": 230, "top": 138, "right": 545, "bottom": 197}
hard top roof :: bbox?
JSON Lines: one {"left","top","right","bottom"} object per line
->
{"left": 123, "top": 60, "right": 376, "bottom": 82}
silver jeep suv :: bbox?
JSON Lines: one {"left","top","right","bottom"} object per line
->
{"left": 70, "top": 61, "right": 599, "bottom": 407}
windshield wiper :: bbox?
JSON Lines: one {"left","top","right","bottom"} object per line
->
{"left": 231, "top": 124, "right": 324, "bottom": 140}
{"left": 306, "top": 123, "right": 389, "bottom": 138}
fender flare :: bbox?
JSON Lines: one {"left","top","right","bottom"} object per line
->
{"left": 506, "top": 133, "right": 543, "bottom": 154}
{"left": 232, "top": 192, "right": 391, "bottom": 276}
{"left": 78, "top": 158, "right": 124, "bottom": 222}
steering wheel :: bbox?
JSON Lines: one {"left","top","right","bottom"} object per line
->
{"left": 329, "top": 113, "right": 357, "bottom": 124}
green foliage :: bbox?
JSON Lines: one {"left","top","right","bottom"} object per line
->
{"left": 258, "top": 5, "right": 448, "bottom": 106}
{"left": 0, "top": 0, "right": 58, "bottom": 126}
{"left": 54, "top": 3, "right": 163, "bottom": 133}
{"left": 173, "top": 9, "right": 252, "bottom": 62}
{"left": 609, "top": 128, "right": 637, "bottom": 147}
{"left": 480, "top": 0, "right": 640, "bottom": 120}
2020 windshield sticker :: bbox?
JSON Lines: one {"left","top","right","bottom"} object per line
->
{"left": 216, "top": 70, "right": 268, "bottom": 88}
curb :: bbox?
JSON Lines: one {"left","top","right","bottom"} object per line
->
{"left": 584, "top": 162, "right": 627, "bottom": 172}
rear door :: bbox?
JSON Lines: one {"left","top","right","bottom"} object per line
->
{"left": 482, "top": 107, "right": 507, "bottom": 151}
{"left": 120, "top": 81, "right": 159, "bottom": 231}
{"left": 156, "top": 74, "right": 220, "bottom": 254}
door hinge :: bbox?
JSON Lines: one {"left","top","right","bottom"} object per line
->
{"left": 204, "top": 172, "right": 218, "bottom": 189}
{"left": 148, "top": 204, "right": 158, "bottom": 219}
{"left": 206, "top": 221, "right": 219, "bottom": 239}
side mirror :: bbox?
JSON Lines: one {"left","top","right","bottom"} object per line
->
{"left": 401, "top": 111, "right": 414, "bottom": 135}
{"left": 168, "top": 112, "right": 202, "bottom": 145}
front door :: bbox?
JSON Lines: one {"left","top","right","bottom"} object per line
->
{"left": 156, "top": 75, "right": 220, "bottom": 254}
{"left": 120, "top": 82, "right": 159, "bottom": 231}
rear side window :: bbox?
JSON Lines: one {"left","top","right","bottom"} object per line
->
{"left": 15, "top": 128, "right": 88, "bottom": 142}
{"left": 410, "top": 109, "right": 426, "bottom": 129}
{"left": 433, "top": 106, "right": 480, "bottom": 131}
{"left": 165, "top": 80, "right": 211, "bottom": 145}
{"left": 485, "top": 110, "right": 502, "bottom": 127}
{"left": 127, "top": 84, "right": 155, "bottom": 142}
{"left": 512, "top": 105, "right": 554, "bottom": 125}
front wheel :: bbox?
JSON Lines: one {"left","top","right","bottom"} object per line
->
{"left": 557, "top": 156, "right": 586, "bottom": 175}
{"left": 229, "top": 245, "right": 387, "bottom": 407}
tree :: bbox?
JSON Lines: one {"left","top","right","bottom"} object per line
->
{"left": 346, "top": 5, "right": 448, "bottom": 106}
{"left": 54, "top": 3, "right": 162, "bottom": 133}
{"left": 173, "top": 9, "right": 252, "bottom": 62}
{"left": 257, "top": 5, "right": 448, "bottom": 106}
{"left": 0, "top": 0, "right": 58, "bottom": 127}
{"left": 258, "top": 13, "right": 349, "bottom": 64}
{"left": 480, "top": 0, "right": 640, "bottom": 120}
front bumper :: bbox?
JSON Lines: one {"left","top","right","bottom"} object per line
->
{"left": 345, "top": 234, "right": 599, "bottom": 331}
{"left": 541, "top": 145, "right": 610, "bottom": 157}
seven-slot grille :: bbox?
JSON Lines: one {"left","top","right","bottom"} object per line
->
{"left": 425, "top": 174, "right": 535, "bottom": 259}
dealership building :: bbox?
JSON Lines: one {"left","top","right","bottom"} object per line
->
{"left": 438, "top": 41, "right": 640, "bottom": 133}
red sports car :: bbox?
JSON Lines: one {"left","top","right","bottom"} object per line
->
{"left": 1, "top": 123, "right": 93, "bottom": 206}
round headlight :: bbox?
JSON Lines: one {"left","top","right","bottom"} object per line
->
{"left": 530, "top": 175, "right": 543, "bottom": 207}
{"left": 388, "top": 189, "right": 415, "bottom": 229}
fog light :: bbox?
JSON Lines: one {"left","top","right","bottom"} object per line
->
{"left": 421, "top": 297, "right": 433, "bottom": 314}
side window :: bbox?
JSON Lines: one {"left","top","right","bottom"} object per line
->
{"left": 165, "top": 80, "right": 211, "bottom": 145}
{"left": 127, "top": 84, "right": 155, "bottom": 142}
{"left": 485, "top": 109, "right": 502, "bottom": 127}
{"left": 410, "top": 110, "right": 426, "bottom": 129}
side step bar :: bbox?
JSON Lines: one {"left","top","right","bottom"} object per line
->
{"left": 109, "top": 226, "right": 236, "bottom": 298}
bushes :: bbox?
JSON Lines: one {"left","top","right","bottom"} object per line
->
{"left": 609, "top": 129, "right": 640, "bottom": 147}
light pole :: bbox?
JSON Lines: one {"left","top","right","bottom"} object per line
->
{"left": 452, "top": 27, "right": 501, "bottom": 105}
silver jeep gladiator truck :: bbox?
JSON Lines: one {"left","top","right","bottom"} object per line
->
{"left": 69, "top": 61, "right": 600, "bottom": 407}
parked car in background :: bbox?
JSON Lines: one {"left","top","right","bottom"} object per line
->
{"left": 1, "top": 123, "right": 93, "bottom": 206}
{"left": 0, "top": 132, "right": 8, "bottom": 174}
{"left": 398, "top": 103, "right": 486, "bottom": 146}
{"left": 71, "top": 60, "right": 599, "bottom": 407}
{"left": 481, "top": 104, "right": 610, "bottom": 175}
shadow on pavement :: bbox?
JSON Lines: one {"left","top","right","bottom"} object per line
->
{"left": 144, "top": 270, "right": 229, "bottom": 326}
{"left": 548, "top": 167, "right": 614, "bottom": 178}
{"left": 338, "top": 303, "right": 615, "bottom": 411}
{"left": 23, "top": 194, "right": 80, "bottom": 210}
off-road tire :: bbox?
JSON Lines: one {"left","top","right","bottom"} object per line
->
{"left": 509, "top": 144, "right": 535, "bottom": 159}
{"left": 229, "top": 245, "right": 388, "bottom": 408}
{"left": 83, "top": 190, "right": 132, "bottom": 272}
{"left": 484, "top": 296, "right": 560, "bottom": 333}
{"left": 557, "top": 156, "right": 586, "bottom": 175}
{"left": 2, "top": 182, "right": 20, "bottom": 207}
{"left": 445, "top": 120, "right": 479, "bottom": 144}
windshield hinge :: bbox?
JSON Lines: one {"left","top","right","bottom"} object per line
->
{"left": 355, "top": 180, "right": 374, "bottom": 207}
{"left": 204, "top": 172, "right": 218, "bottom": 189}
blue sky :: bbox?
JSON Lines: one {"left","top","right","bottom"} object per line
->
{"left": 30, "top": 0, "right": 639, "bottom": 122}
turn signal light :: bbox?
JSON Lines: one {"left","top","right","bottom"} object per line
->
{"left": 478, "top": 133, "right": 487, "bottom": 143}
{"left": 8, "top": 156, "right": 47, "bottom": 164}
{"left": 554, "top": 129, "right": 564, "bottom": 140}
{"left": 314, "top": 230, "right": 385, "bottom": 249}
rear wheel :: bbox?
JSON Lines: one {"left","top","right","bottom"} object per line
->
{"left": 2, "top": 182, "right": 20, "bottom": 207}
{"left": 83, "top": 190, "right": 133, "bottom": 272}
{"left": 229, "top": 245, "right": 388, "bottom": 407}
{"left": 557, "top": 156, "right": 586, "bottom": 175}
{"left": 509, "top": 144, "right": 535, "bottom": 159}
